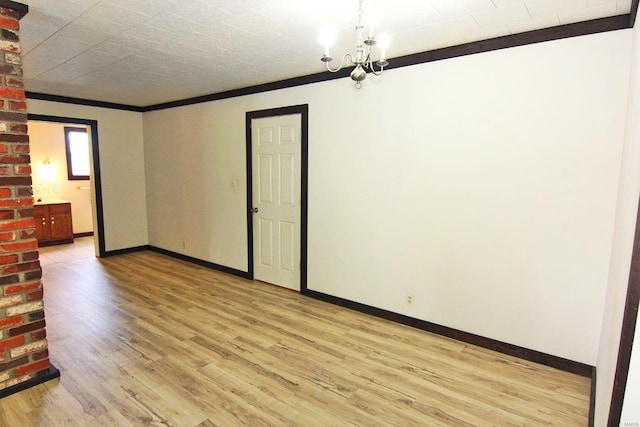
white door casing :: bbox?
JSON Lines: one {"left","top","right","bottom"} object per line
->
{"left": 251, "top": 114, "right": 301, "bottom": 290}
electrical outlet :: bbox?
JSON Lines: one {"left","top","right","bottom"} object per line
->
{"left": 406, "top": 293, "right": 414, "bottom": 306}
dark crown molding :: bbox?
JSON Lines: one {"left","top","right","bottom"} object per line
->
{"left": 25, "top": 92, "right": 144, "bottom": 112}
{"left": 631, "top": 0, "right": 639, "bottom": 27}
{"left": 0, "top": 0, "right": 27, "bottom": 19}
{"left": 26, "top": 14, "right": 633, "bottom": 113}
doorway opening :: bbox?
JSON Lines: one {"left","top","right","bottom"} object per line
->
{"left": 28, "top": 114, "right": 106, "bottom": 257}
{"left": 245, "top": 105, "right": 308, "bottom": 292}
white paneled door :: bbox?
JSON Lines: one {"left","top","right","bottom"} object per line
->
{"left": 251, "top": 114, "right": 301, "bottom": 291}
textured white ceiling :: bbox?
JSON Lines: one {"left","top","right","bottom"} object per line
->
{"left": 19, "top": 0, "right": 632, "bottom": 107}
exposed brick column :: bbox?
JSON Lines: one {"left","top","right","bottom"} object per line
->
{"left": 0, "top": 2, "right": 59, "bottom": 397}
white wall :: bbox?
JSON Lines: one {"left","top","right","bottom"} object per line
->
{"left": 610, "top": 14, "right": 640, "bottom": 427}
{"left": 26, "top": 100, "right": 148, "bottom": 252}
{"left": 595, "top": 17, "right": 640, "bottom": 427}
{"left": 144, "top": 30, "right": 631, "bottom": 365}
{"left": 28, "top": 121, "right": 93, "bottom": 234}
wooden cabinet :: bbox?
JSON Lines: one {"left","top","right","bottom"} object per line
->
{"left": 34, "top": 202, "right": 74, "bottom": 246}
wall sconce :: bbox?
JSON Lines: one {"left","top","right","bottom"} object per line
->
{"left": 40, "top": 158, "right": 55, "bottom": 181}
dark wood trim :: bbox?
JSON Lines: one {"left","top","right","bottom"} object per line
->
{"left": 73, "top": 232, "right": 94, "bottom": 238}
{"left": 303, "top": 288, "right": 595, "bottom": 377}
{"left": 148, "top": 246, "right": 251, "bottom": 280}
{"left": 143, "top": 15, "right": 628, "bottom": 112}
{"left": 26, "top": 92, "right": 143, "bottom": 112}
{"left": 146, "top": 74, "right": 348, "bottom": 112}
{"left": 590, "top": 368, "right": 597, "bottom": 427}
{"left": 390, "top": 15, "right": 628, "bottom": 71}
{"left": 0, "top": 0, "right": 28, "bottom": 19}
{"left": 608, "top": 196, "right": 640, "bottom": 426}
{"left": 38, "top": 238, "right": 74, "bottom": 247}
{"left": 245, "top": 105, "right": 309, "bottom": 292}
{"left": 631, "top": 0, "right": 639, "bottom": 27}
{"left": 28, "top": 114, "right": 106, "bottom": 257}
{"left": 26, "top": 16, "right": 630, "bottom": 113}
{"left": 0, "top": 364, "right": 59, "bottom": 399}
{"left": 102, "top": 245, "right": 150, "bottom": 257}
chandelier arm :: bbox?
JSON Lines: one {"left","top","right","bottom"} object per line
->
{"left": 370, "top": 64, "right": 385, "bottom": 76}
{"left": 325, "top": 53, "right": 354, "bottom": 73}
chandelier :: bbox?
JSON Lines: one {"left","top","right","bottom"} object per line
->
{"left": 320, "top": 0, "right": 390, "bottom": 89}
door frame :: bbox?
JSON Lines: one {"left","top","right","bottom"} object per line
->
{"left": 245, "top": 104, "right": 308, "bottom": 292}
{"left": 28, "top": 114, "right": 106, "bottom": 257}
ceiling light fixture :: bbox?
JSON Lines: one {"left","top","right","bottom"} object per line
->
{"left": 320, "top": 0, "right": 390, "bottom": 89}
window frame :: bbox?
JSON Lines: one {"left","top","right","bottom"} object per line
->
{"left": 64, "top": 126, "right": 90, "bottom": 181}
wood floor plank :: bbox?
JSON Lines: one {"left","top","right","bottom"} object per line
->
{"left": 0, "top": 240, "right": 591, "bottom": 426}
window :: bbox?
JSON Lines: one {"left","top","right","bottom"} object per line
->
{"left": 64, "top": 127, "right": 90, "bottom": 180}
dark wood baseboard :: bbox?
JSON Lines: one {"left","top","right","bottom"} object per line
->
{"left": 37, "top": 238, "right": 73, "bottom": 247}
{"left": 73, "top": 232, "right": 94, "bottom": 238}
{"left": 102, "top": 245, "right": 150, "bottom": 257}
{"left": 148, "top": 246, "right": 251, "bottom": 279}
{"left": 97, "top": 244, "right": 595, "bottom": 378}
{"left": 303, "top": 288, "right": 594, "bottom": 378}
{"left": 0, "top": 364, "right": 60, "bottom": 400}
{"left": 590, "top": 367, "right": 597, "bottom": 427}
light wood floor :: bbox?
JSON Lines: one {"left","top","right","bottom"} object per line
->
{"left": 0, "top": 240, "right": 590, "bottom": 426}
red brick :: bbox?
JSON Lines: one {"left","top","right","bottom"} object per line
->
{"left": 0, "top": 231, "right": 15, "bottom": 242}
{"left": 8, "top": 320, "right": 45, "bottom": 337}
{"left": 18, "top": 207, "right": 33, "bottom": 218}
{"left": 13, "top": 164, "right": 30, "bottom": 175}
{"left": 20, "top": 229, "right": 35, "bottom": 239}
{"left": 0, "top": 210, "right": 14, "bottom": 220}
{"left": 30, "top": 329, "right": 46, "bottom": 341}
{"left": 31, "top": 349, "right": 48, "bottom": 361}
{"left": 0, "top": 355, "right": 27, "bottom": 370}
{"left": 6, "top": 78, "right": 23, "bottom": 88}
{"left": 0, "top": 335, "right": 23, "bottom": 350}
{"left": 0, "top": 88, "right": 23, "bottom": 99}
{"left": 0, "top": 143, "right": 7, "bottom": 154}
{"left": 0, "top": 253, "right": 17, "bottom": 264}
{"left": 3, "top": 281, "right": 40, "bottom": 295}
{"left": 1, "top": 240, "right": 37, "bottom": 252}
{"left": 0, "top": 154, "right": 29, "bottom": 163}
{"left": 14, "top": 359, "right": 50, "bottom": 377}
{"left": 24, "top": 270, "right": 41, "bottom": 281}
{"left": 27, "top": 290, "right": 43, "bottom": 301}
{"left": 9, "top": 123, "right": 26, "bottom": 133}
{"left": 8, "top": 100, "right": 25, "bottom": 111}
{"left": 0, "top": 8, "right": 20, "bottom": 20}
{"left": 0, "top": 187, "right": 10, "bottom": 197}
{"left": 1, "top": 264, "right": 17, "bottom": 274}
{"left": 21, "top": 251, "right": 38, "bottom": 262}
{"left": 11, "top": 144, "right": 28, "bottom": 154}
{"left": 0, "top": 219, "right": 34, "bottom": 231}
{"left": 0, "top": 177, "right": 31, "bottom": 187}
{"left": 1, "top": 134, "right": 29, "bottom": 143}
{"left": 0, "top": 315, "right": 22, "bottom": 329}
{"left": 0, "top": 198, "right": 31, "bottom": 209}
{"left": 16, "top": 261, "right": 39, "bottom": 272}
{"left": 0, "top": 165, "right": 10, "bottom": 175}
{"left": 0, "top": 16, "right": 19, "bottom": 31}
{"left": 0, "top": 273, "right": 18, "bottom": 285}
{"left": 15, "top": 187, "right": 31, "bottom": 197}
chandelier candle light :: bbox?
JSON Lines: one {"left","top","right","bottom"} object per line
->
{"left": 320, "top": 0, "right": 390, "bottom": 89}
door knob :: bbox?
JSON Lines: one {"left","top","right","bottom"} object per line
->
{"left": 251, "top": 207, "right": 259, "bottom": 213}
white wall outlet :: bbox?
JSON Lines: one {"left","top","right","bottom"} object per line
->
{"left": 406, "top": 293, "right": 415, "bottom": 306}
